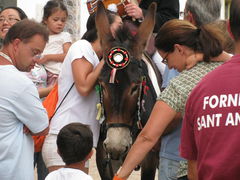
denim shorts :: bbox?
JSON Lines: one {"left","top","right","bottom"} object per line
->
{"left": 159, "top": 157, "right": 180, "bottom": 180}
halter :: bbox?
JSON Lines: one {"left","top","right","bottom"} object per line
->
{"left": 96, "top": 50, "right": 152, "bottom": 177}
{"left": 96, "top": 49, "right": 154, "bottom": 131}
{"left": 97, "top": 48, "right": 147, "bottom": 130}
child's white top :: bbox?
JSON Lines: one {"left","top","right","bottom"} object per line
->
{"left": 43, "top": 31, "right": 72, "bottom": 75}
{"left": 45, "top": 168, "right": 93, "bottom": 180}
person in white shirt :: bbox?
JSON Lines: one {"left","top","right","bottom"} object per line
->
{"left": 45, "top": 123, "right": 93, "bottom": 180}
{"left": 0, "top": 19, "right": 49, "bottom": 180}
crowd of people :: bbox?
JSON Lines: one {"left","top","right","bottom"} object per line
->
{"left": 0, "top": 0, "right": 240, "bottom": 180}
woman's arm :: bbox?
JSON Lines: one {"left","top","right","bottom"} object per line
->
{"left": 72, "top": 58, "right": 104, "bottom": 96}
{"left": 116, "top": 100, "right": 177, "bottom": 179}
{"left": 188, "top": 160, "right": 198, "bottom": 180}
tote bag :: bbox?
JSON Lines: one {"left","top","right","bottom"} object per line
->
{"left": 33, "top": 83, "right": 58, "bottom": 152}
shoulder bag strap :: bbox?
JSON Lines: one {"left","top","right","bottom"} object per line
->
{"left": 49, "top": 83, "right": 75, "bottom": 120}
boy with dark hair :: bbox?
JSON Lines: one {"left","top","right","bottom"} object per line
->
{"left": 45, "top": 123, "right": 93, "bottom": 180}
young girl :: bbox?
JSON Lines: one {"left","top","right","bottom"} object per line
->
{"left": 37, "top": 0, "right": 72, "bottom": 86}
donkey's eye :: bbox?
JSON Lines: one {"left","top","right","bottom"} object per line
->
{"left": 130, "top": 85, "right": 139, "bottom": 95}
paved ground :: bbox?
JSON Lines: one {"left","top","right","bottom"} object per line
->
{"left": 35, "top": 149, "right": 158, "bottom": 179}
{"left": 89, "top": 149, "right": 158, "bottom": 180}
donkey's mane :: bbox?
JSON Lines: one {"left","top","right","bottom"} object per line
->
{"left": 114, "top": 23, "right": 135, "bottom": 45}
{"left": 99, "top": 22, "right": 141, "bottom": 83}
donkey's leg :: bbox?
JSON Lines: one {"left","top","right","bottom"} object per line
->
{"left": 96, "top": 139, "right": 112, "bottom": 180}
{"left": 141, "top": 150, "right": 159, "bottom": 180}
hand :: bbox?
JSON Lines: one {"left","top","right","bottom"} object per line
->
{"left": 113, "top": 174, "right": 127, "bottom": 180}
{"left": 35, "top": 55, "right": 49, "bottom": 64}
{"left": 23, "top": 125, "right": 31, "bottom": 134}
{"left": 125, "top": 3, "right": 143, "bottom": 19}
{"left": 113, "top": 167, "right": 129, "bottom": 180}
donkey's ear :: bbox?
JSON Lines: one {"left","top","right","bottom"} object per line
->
{"left": 95, "top": 1, "right": 113, "bottom": 53}
{"left": 132, "top": 3, "right": 156, "bottom": 59}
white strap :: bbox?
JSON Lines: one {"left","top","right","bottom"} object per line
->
{"left": 0, "top": 52, "right": 13, "bottom": 64}
{"left": 141, "top": 54, "right": 161, "bottom": 96}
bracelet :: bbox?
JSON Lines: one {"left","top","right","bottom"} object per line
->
{"left": 113, "top": 174, "right": 125, "bottom": 180}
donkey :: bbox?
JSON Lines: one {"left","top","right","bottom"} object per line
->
{"left": 95, "top": 2, "right": 162, "bottom": 180}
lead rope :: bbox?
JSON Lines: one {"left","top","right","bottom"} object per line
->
{"left": 136, "top": 76, "right": 145, "bottom": 129}
{"left": 106, "top": 153, "right": 114, "bottom": 178}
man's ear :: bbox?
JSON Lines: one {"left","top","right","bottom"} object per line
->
{"left": 12, "top": 38, "right": 21, "bottom": 51}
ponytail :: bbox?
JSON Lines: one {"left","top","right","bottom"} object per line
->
{"left": 197, "top": 24, "right": 223, "bottom": 61}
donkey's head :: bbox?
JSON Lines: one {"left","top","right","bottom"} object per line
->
{"left": 96, "top": 1, "right": 156, "bottom": 159}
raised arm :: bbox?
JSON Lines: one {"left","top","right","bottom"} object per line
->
{"left": 72, "top": 57, "right": 104, "bottom": 97}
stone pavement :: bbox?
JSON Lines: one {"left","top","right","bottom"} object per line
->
{"left": 89, "top": 149, "right": 158, "bottom": 180}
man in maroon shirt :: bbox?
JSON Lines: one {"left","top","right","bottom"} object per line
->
{"left": 180, "top": 0, "right": 240, "bottom": 179}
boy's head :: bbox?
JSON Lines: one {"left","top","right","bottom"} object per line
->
{"left": 57, "top": 123, "right": 93, "bottom": 165}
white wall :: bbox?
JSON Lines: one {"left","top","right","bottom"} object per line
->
{"left": 17, "top": 0, "right": 89, "bottom": 40}
{"left": 17, "top": 0, "right": 49, "bottom": 22}
{"left": 220, "top": 0, "right": 225, "bottom": 19}
{"left": 180, "top": 0, "right": 187, "bottom": 12}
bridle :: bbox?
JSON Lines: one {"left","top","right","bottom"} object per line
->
{"left": 98, "top": 78, "right": 145, "bottom": 177}
{"left": 98, "top": 59, "right": 146, "bottom": 132}
{"left": 97, "top": 47, "right": 149, "bottom": 177}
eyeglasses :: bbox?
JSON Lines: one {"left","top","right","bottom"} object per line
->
{"left": 0, "top": 17, "right": 20, "bottom": 24}
{"left": 162, "top": 52, "right": 169, "bottom": 65}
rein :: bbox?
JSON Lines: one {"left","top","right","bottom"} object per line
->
{"left": 97, "top": 72, "right": 146, "bottom": 132}
{"left": 106, "top": 123, "right": 132, "bottom": 130}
